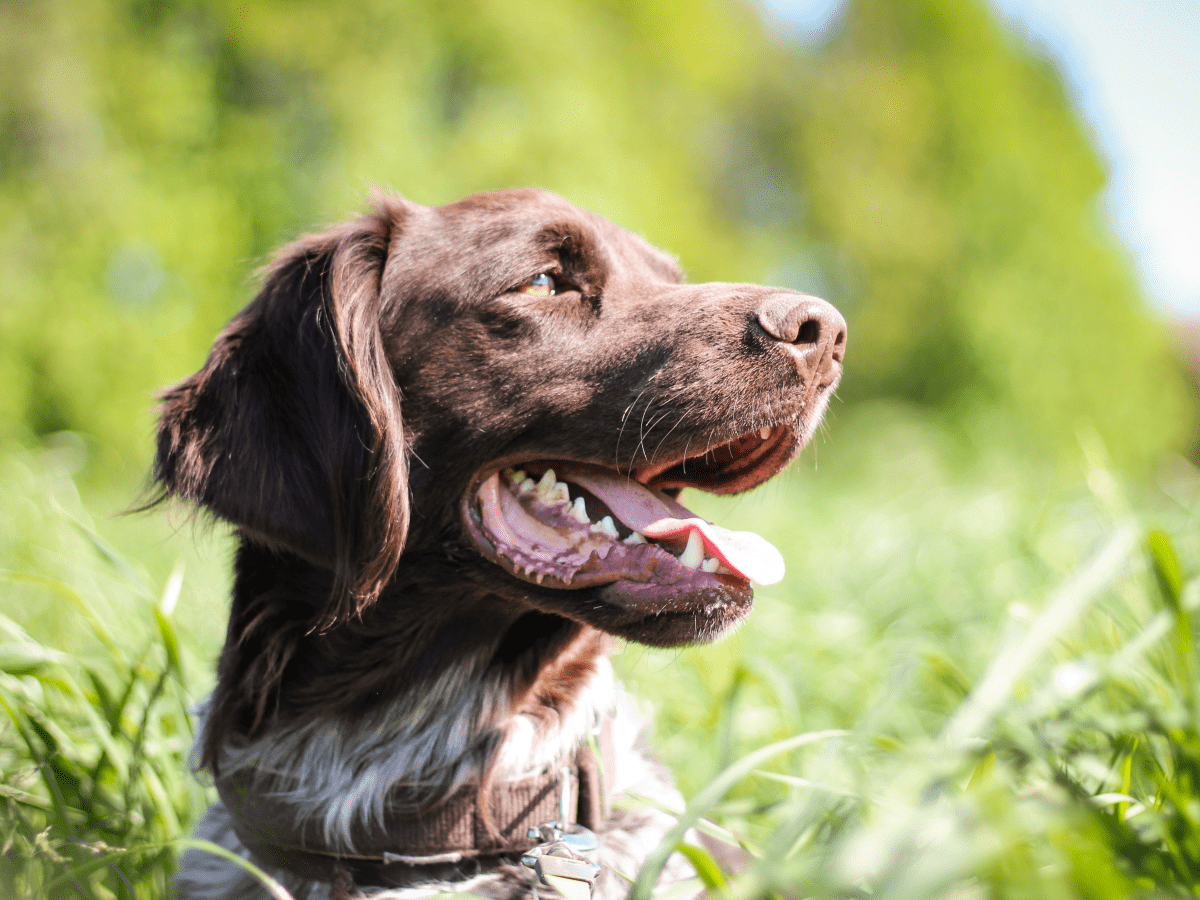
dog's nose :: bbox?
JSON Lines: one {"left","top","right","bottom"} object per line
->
{"left": 755, "top": 293, "right": 847, "bottom": 373}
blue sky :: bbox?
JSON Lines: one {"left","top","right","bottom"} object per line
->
{"left": 756, "top": 0, "right": 1200, "bottom": 318}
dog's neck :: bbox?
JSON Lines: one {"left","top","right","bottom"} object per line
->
{"left": 201, "top": 541, "right": 616, "bottom": 851}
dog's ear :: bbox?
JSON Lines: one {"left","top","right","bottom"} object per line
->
{"left": 154, "top": 198, "right": 409, "bottom": 628}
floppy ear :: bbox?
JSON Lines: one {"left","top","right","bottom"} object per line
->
{"left": 154, "top": 198, "right": 409, "bottom": 628}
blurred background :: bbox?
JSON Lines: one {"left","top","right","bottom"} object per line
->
{"left": 2, "top": 0, "right": 1197, "bottom": 485}
{"left": 4, "top": 0, "right": 1200, "bottom": 896}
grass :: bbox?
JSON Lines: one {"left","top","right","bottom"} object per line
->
{"left": 0, "top": 444, "right": 215, "bottom": 897}
{"left": 2, "top": 406, "right": 1199, "bottom": 898}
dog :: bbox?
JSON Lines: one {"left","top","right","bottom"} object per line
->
{"left": 154, "top": 189, "right": 845, "bottom": 900}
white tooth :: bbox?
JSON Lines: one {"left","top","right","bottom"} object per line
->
{"left": 547, "top": 481, "right": 571, "bottom": 505}
{"left": 701, "top": 557, "right": 720, "bottom": 573}
{"left": 569, "top": 496, "right": 590, "bottom": 523}
{"left": 716, "top": 563, "right": 733, "bottom": 576}
{"left": 508, "top": 468, "right": 527, "bottom": 485}
{"left": 760, "top": 427, "right": 772, "bottom": 440}
{"left": 535, "top": 470, "right": 557, "bottom": 499}
{"left": 591, "top": 516, "right": 619, "bottom": 539}
{"left": 623, "top": 532, "right": 648, "bottom": 545}
{"left": 679, "top": 530, "right": 704, "bottom": 569}
{"left": 519, "top": 478, "right": 536, "bottom": 495}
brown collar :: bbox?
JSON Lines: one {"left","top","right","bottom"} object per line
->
{"left": 215, "top": 730, "right": 611, "bottom": 888}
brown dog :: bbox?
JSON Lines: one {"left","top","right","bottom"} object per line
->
{"left": 155, "top": 189, "right": 845, "bottom": 899}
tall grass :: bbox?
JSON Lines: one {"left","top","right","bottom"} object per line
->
{"left": 0, "top": 445, "right": 211, "bottom": 897}
{"left": 2, "top": 412, "right": 1199, "bottom": 898}
{"left": 618, "top": 412, "right": 1200, "bottom": 898}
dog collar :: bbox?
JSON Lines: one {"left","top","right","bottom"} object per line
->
{"left": 215, "top": 725, "right": 613, "bottom": 891}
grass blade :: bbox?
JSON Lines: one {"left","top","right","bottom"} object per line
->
{"left": 630, "top": 730, "right": 848, "bottom": 900}
{"left": 941, "top": 523, "right": 1138, "bottom": 747}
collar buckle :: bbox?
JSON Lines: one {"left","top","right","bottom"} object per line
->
{"left": 521, "top": 765, "right": 600, "bottom": 899}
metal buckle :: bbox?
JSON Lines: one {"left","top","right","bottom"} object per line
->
{"left": 521, "top": 849, "right": 600, "bottom": 883}
{"left": 526, "top": 822, "right": 600, "bottom": 853}
{"left": 522, "top": 846, "right": 600, "bottom": 900}
{"left": 521, "top": 765, "right": 600, "bottom": 899}
{"left": 524, "top": 764, "right": 600, "bottom": 852}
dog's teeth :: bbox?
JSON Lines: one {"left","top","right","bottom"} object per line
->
{"left": 534, "top": 470, "right": 570, "bottom": 504}
{"left": 701, "top": 557, "right": 720, "bottom": 573}
{"left": 623, "top": 531, "right": 648, "bottom": 544}
{"left": 518, "top": 478, "right": 536, "bottom": 495}
{"left": 679, "top": 530, "right": 704, "bottom": 569}
{"left": 591, "top": 516, "right": 619, "bottom": 539}
{"left": 569, "top": 496, "right": 590, "bottom": 523}
{"left": 535, "top": 470, "right": 557, "bottom": 499}
{"left": 508, "top": 468, "right": 526, "bottom": 485}
{"left": 760, "top": 426, "right": 772, "bottom": 440}
{"left": 716, "top": 563, "right": 733, "bottom": 576}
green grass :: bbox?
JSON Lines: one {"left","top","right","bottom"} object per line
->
{"left": 0, "top": 443, "right": 220, "bottom": 897}
{"left": 2, "top": 409, "right": 1199, "bottom": 898}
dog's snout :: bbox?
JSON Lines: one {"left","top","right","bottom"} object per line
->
{"left": 755, "top": 293, "right": 847, "bottom": 369}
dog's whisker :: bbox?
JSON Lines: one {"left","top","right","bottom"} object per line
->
{"left": 637, "top": 398, "right": 658, "bottom": 462}
{"left": 650, "top": 408, "right": 692, "bottom": 462}
{"left": 617, "top": 387, "right": 652, "bottom": 466}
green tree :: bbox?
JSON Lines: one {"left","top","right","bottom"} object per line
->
{"left": 777, "top": 0, "right": 1193, "bottom": 465}
{"left": 0, "top": 0, "right": 1190, "bottom": 485}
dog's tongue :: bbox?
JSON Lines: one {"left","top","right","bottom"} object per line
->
{"left": 640, "top": 518, "right": 785, "bottom": 586}
{"left": 565, "top": 468, "right": 785, "bottom": 586}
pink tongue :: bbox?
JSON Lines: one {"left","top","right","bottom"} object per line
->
{"left": 641, "top": 518, "right": 785, "bottom": 586}
{"left": 563, "top": 468, "right": 786, "bottom": 586}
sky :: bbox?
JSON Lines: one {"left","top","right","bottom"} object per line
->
{"left": 756, "top": 0, "right": 1200, "bottom": 318}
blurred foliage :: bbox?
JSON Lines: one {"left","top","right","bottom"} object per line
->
{"left": 618, "top": 410, "right": 1200, "bottom": 898}
{"left": 776, "top": 0, "right": 1194, "bottom": 464}
{"left": 0, "top": 0, "right": 1193, "bottom": 488}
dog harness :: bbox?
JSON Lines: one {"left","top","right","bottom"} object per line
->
{"left": 215, "top": 722, "right": 614, "bottom": 897}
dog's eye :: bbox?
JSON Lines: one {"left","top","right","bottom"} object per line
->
{"left": 519, "top": 273, "right": 556, "bottom": 296}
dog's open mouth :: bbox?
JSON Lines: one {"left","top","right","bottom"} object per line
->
{"left": 463, "top": 424, "right": 796, "bottom": 598}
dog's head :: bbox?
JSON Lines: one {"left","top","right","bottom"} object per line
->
{"left": 155, "top": 189, "right": 845, "bottom": 648}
